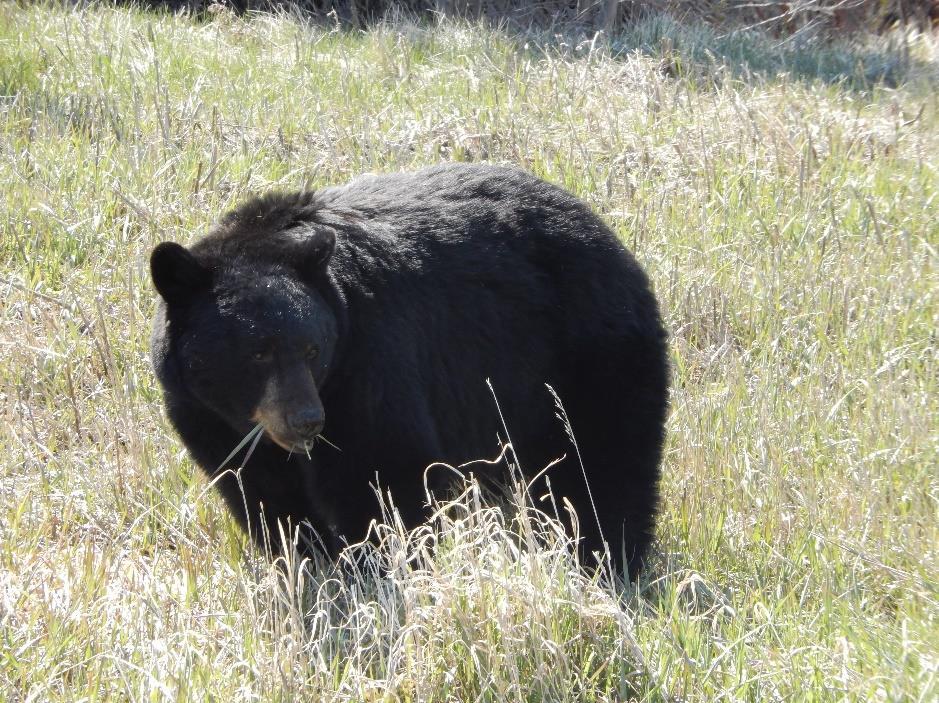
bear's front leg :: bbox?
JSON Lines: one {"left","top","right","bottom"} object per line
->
{"left": 165, "top": 397, "right": 338, "bottom": 559}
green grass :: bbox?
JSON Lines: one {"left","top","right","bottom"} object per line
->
{"left": 1, "top": 3, "right": 936, "bottom": 700}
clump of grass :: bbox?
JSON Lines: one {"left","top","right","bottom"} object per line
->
{"left": 247, "top": 468, "right": 656, "bottom": 701}
{"left": 0, "top": 3, "right": 936, "bottom": 701}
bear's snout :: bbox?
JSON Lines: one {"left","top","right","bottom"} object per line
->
{"left": 287, "top": 407, "right": 325, "bottom": 440}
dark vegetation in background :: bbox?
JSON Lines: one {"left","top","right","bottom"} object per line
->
{"left": 136, "top": 0, "right": 939, "bottom": 35}
{"left": 113, "top": 0, "right": 937, "bottom": 90}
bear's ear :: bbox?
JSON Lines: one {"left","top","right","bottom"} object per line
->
{"left": 297, "top": 228, "right": 336, "bottom": 277}
{"left": 150, "top": 242, "right": 210, "bottom": 305}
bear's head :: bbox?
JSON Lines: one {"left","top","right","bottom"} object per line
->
{"left": 149, "top": 222, "right": 339, "bottom": 453}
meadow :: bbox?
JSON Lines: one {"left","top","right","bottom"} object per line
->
{"left": 0, "top": 3, "right": 936, "bottom": 700}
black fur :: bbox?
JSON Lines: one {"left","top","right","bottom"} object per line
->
{"left": 150, "top": 164, "right": 669, "bottom": 576}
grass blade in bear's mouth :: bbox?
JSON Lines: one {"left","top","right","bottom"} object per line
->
{"left": 317, "top": 435, "right": 341, "bottom": 452}
{"left": 216, "top": 423, "right": 264, "bottom": 472}
{"left": 292, "top": 435, "right": 341, "bottom": 460}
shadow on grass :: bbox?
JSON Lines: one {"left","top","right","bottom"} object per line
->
{"left": 601, "top": 12, "right": 930, "bottom": 90}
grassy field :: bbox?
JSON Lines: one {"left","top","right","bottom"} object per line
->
{"left": 1, "top": 3, "right": 937, "bottom": 700}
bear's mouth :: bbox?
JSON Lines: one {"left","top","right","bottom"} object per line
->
{"left": 262, "top": 427, "right": 336, "bottom": 456}
{"left": 252, "top": 421, "right": 313, "bottom": 453}
{"left": 251, "top": 408, "right": 322, "bottom": 455}
{"left": 266, "top": 430, "right": 316, "bottom": 454}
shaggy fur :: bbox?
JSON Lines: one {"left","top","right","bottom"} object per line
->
{"left": 150, "top": 163, "right": 669, "bottom": 575}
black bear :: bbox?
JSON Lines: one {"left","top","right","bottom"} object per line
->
{"left": 150, "top": 164, "right": 668, "bottom": 576}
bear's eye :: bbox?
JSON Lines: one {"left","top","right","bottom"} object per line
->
{"left": 252, "top": 350, "right": 271, "bottom": 363}
{"left": 305, "top": 344, "right": 320, "bottom": 360}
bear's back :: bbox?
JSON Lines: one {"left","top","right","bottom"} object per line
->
{"left": 319, "top": 163, "right": 608, "bottom": 250}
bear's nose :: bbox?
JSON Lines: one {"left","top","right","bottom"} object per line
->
{"left": 287, "top": 408, "right": 325, "bottom": 439}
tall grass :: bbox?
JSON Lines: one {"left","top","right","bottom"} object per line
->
{"left": 1, "top": 3, "right": 936, "bottom": 700}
